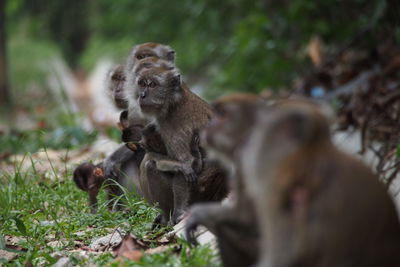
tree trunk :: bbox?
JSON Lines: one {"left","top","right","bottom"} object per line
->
{"left": 0, "top": 0, "right": 10, "bottom": 108}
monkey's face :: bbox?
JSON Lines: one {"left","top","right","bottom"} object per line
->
{"left": 204, "top": 102, "right": 252, "bottom": 161}
{"left": 110, "top": 67, "right": 127, "bottom": 109}
{"left": 133, "top": 68, "right": 182, "bottom": 117}
{"left": 203, "top": 94, "right": 264, "bottom": 164}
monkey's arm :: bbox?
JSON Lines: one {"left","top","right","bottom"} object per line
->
{"left": 146, "top": 152, "right": 189, "bottom": 172}
{"left": 103, "top": 145, "right": 136, "bottom": 179}
{"left": 185, "top": 202, "right": 237, "bottom": 245}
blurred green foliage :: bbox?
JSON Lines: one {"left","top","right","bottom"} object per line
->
{"left": 5, "top": 0, "right": 400, "bottom": 99}
{"left": 0, "top": 127, "right": 98, "bottom": 154}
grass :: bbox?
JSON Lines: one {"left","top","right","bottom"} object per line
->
{"left": 0, "top": 149, "right": 219, "bottom": 266}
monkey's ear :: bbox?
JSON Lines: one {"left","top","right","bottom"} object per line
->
{"left": 170, "top": 74, "right": 181, "bottom": 87}
{"left": 167, "top": 51, "right": 176, "bottom": 62}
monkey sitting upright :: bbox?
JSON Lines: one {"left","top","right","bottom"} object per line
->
{"left": 120, "top": 108, "right": 209, "bottom": 227}
{"left": 125, "top": 64, "right": 228, "bottom": 225}
{"left": 103, "top": 43, "right": 175, "bottom": 191}
{"left": 103, "top": 43, "right": 177, "bottom": 180}
{"left": 240, "top": 99, "right": 400, "bottom": 267}
{"left": 185, "top": 93, "right": 263, "bottom": 267}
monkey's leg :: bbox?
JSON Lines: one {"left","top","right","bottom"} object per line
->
{"left": 185, "top": 202, "right": 235, "bottom": 244}
{"left": 105, "top": 185, "right": 125, "bottom": 211}
{"left": 146, "top": 152, "right": 198, "bottom": 183}
{"left": 171, "top": 174, "right": 192, "bottom": 225}
{"left": 186, "top": 202, "right": 259, "bottom": 267}
{"left": 88, "top": 187, "right": 99, "bottom": 214}
{"left": 142, "top": 159, "right": 174, "bottom": 227}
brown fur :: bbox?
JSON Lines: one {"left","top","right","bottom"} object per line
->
{"left": 242, "top": 99, "right": 400, "bottom": 267}
{"left": 134, "top": 67, "right": 228, "bottom": 225}
{"left": 186, "top": 93, "right": 263, "bottom": 267}
{"left": 73, "top": 145, "right": 144, "bottom": 213}
{"left": 108, "top": 64, "right": 128, "bottom": 109}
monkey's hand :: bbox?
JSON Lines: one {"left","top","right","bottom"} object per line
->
{"left": 185, "top": 211, "right": 200, "bottom": 246}
{"left": 121, "top": 125, "right": 143, "bottom": 143}
{"left": 181, "top": 164, "right": 198, "bottom": 184}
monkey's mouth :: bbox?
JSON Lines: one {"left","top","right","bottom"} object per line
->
{"left": 139, "top": 100, "right": 162, "bottom": 114}
{"left": 139, "top": 102, "right": 154, "bottom": 112}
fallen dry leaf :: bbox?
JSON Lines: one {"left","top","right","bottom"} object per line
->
{"left": 113, "top": 234, "right": 147, "bottom": 257}
{"left": 120, "top": 250, "right": 143, "bottom": 261}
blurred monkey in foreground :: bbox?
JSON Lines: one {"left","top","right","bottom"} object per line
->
{"left": 186, "top": 93, "right": 263, "bottom": 267}
{"left": 242, "top": 99, "right": 400, "bottom": 267}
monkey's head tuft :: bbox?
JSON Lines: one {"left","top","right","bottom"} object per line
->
{"left": 126, "top": 43, "right": 175, "bottom": 72}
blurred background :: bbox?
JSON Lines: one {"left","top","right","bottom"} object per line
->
{"left": 0, "top": 0, "right": 399, "bottom": 161}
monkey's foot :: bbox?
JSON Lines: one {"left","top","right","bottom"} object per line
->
{"left": 151, "top": 213, "right": 168, "bottom": 230}
{"left": 171, "top": 209, "right": 186, "bottom": 226}
{"left": 184, "top": 213, "right": 199, "bottom": 245}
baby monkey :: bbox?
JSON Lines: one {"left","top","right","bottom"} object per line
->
{"left": 73, "top": 145, "right": 144, "bottom": 213}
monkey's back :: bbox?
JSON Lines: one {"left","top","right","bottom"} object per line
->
{"left": 157, "top": 86, "right": 212, "bottom": 161}
{"left": 285, "top": 146, "right": 400, "bottom": 267}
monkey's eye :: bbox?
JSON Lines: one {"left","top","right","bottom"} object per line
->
{"left": 149, "top": 81, "right": 157, "bottom": 88}
{"left": 136, "top": 54, "right": 145, "bottom": 60}
{"left": 138, "top": 79, "right": 146, "bottom": 87}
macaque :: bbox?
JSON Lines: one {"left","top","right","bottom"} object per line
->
{"left": 73, "top": 162, "right": 105, "bottom": 213}
{"left": 121, "top": 108, "right": 216, "bottom": 227}
{"left": 240, "top": 99, "right": 400, "bottom": 267}
{"left": 73, "top": 145, "right": 144, "bottom": 213}
{"left": 104, "top": 43, "right": 176, "bottom": 189}
{"left": 126, "top": 42, "right": 175, "bottom": 72}
{"left": 108, "top": 64, "right": 128, "bottom": 109}
{"left": 125, "top": 65, "right": 228, "bottom": 225}
{"left": 185, "top": 93, "right": 264, "bottom": 267}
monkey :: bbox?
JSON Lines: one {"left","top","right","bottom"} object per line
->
{"left": 185, "top": 93, "right": 264, "bottom": 267}
{"left": 73, "top": 162, "right": 105, "bottom": 213}
{"left": 108, "top": 64, "right": 128, "bottom": 110}
{"left": 124, "top": 56, "right": 176, "bottom": 128}
{"left": 120, "top": 109, "right": 210, "bottom": 228}
{"left": 73, "top": 145, "right": 145, "bottom": 213}
{"left": 125, "top": 65, "right": 228, "bottom": 225}
{"left": 74, "top": 43, "right": 176, "bottom": 214}
{"left": 104, "top": 45, "right": 177, "bottom": 190}
{"left": 239, "top": 99, "right": 400, "bottom": 267}
{"left": 108, "top": 43, "right": 175, "bottom": 111}
{"left": 125, "top": 42, "right": 175, "bottom": 73}
{"left": 120, "top": 108, "right": 203, "bottom": 229}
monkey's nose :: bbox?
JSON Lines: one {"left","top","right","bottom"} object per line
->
{"left": 140, "top": 91, "right": 147, "bottom": 99}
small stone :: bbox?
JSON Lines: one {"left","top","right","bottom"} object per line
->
{"left": 89, "top": 233, "right": 122, "bottom": 251}
{"left": 0, "top": 249, "right": 18, "bottom": 261}
{"left": 53, "top": 257, "right": 72, "bottom": 267}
